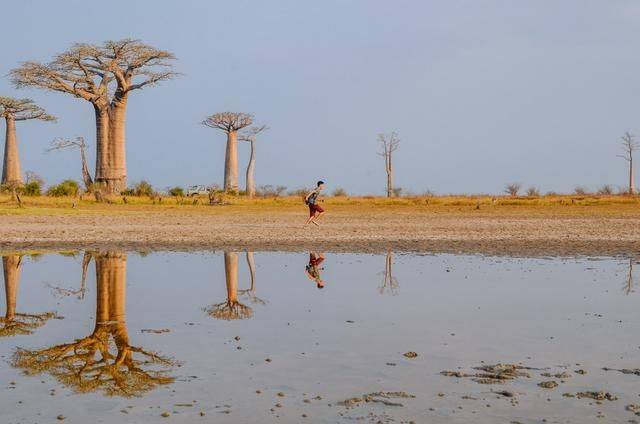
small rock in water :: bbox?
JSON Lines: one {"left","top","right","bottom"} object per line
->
{"left": 403, "top": 352, "right": 418, "bottom": 358}
{"left": 161, "top": 412, "right": 170, "bottom": 418}
{"left": 538, "top": 381, "right": 558, "bottom": 389}
{"left": 56, "top": 415, "right": 65, "bottom": 421}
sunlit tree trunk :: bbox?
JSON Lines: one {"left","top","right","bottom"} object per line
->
{"left": 246, "top": 140, "right": 256, "bottom": 198}
{"left": 386, "top": 155, "right": 393, "bottom": 198}
{"left": 224, "top": 251, "right": 239, "bottom": 303}
{"left": 629, "top": 156, "right": 635, "bottom": 195}
{"left": 2, "top": 117, "right": 22, "bottom": 185}
{"left": 224, "top": 131, "right": 238, "bottom": 192}
{"left": 94, "top": 106, "right": 110, "bottom": 187}
{"left": 106, "top": 95, "right": 128, "bottom": 194}
{"left": 2, "top": 256, "right": 21, "bottom": 320}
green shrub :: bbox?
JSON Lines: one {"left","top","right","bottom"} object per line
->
{"left": 22, "top": 181, "right": 42, "bottom": 196}
{"left": 121, "top": 188, "right": 135, "bottom": 196}
{"left": 46, "top": 179, "right": 79, "bottom": 197}
{"left": 168, "top": 186, "right": 185, "bottom": 197}
{"left": 132, "top": 181, "right": 154, "bottom": 197}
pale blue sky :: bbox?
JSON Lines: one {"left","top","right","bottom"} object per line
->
{"left": 1, "top": 0, "right": 639, "bottom": 194}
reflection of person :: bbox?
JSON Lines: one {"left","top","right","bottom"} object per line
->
{"left": 304, "top": 181, "right": 325, "bottom": 226}
{"left": 305, "top": 252, "right": 325, "bottom": 288}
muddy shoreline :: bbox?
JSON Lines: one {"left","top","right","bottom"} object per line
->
{"left": 1, "top": 210, "right": 639, "bottom": 257}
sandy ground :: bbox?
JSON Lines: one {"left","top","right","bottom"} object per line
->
{"left": 1, "top": 205, "right": 640, "bottom": 256}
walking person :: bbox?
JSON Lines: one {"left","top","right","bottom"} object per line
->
{"left": 304, "top": 180, "right": 326, "bottom": 226}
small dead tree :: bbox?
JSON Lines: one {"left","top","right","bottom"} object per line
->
{"left": 618, "top": 132, "right": 638, "bottom": 195}
{"left": 239, "top": 125, "right": 268, "bottom": 198}
{"left": 504, "top": 183, "right": 521, "bottom": 197}
{"left": 202, "top": 112, "right": 253, "bottom": 192}
{"left": 377, "top": 132, "right": 400, "bottom": 198}
{"left": 48, "top": 137, "right": 94, "bottom": 190}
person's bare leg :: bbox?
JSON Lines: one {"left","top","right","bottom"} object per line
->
{"left": 311, "top": 212, "right": 320, "bottom": 226}
{"left": 314, "top": 211, "right": 325, "bottom": 222}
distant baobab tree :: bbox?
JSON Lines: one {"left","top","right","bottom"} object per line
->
{"left": 377, "top": 132, "right": 400, "bottom": 197}
{"left": 618, "top": 132, "right": 638, "bottom": 195}
{"left": 11, "top": 39, "right": 177, "bottom": 194}
{"left": 202, "top": 112, "right": 253, "bottom": 192}
{"left": 1, "top": 255, "right": 55, "bottom": 337}
{"left": 239, "top": 125, "right": 268, "bottom": 198}
{"left": 48, "top": 137, "right": 93, "bottom": 191}
{"left": 0, "top": 97, "right": 55, "bottom": 186}
{"left": 204, "top": 251, "right": 253, "bottom": 320}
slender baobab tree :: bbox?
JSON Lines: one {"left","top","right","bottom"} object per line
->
{"left": 622, "top": 258, "right": 635, "bottom": 295}
{"left": 618, "top": 132, "right": 638, "bottom": 195}
{"left": 204, "top": 251, "right": 253, "bottom": 320}
{"left": 377, "top": 132, "right": 400, "bottom": 197}
{"left": 48, "top": 137, "right": 93, "bottom": 190}
{"left": 1, "top": 255, "right": 55, "bottom": 337}
{"left": 11, "top": 39, "right": 177, "bottom": 194}
{"left": 12, "top": 252, "right": 176, "bottom": 396}
{"left": 239, "top": 125, "right": 268, "bottom": 198}
{"left": 202, "top": 112, "right": 253, "bottom": 192}
{"left": 0, "top": 97, "right": 55, "bottom": 186}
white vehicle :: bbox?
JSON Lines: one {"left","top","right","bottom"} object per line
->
{"left": 186, "top": 185, "right": 211, "bottom": 196}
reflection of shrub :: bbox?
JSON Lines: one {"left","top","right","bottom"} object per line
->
{"left": 332, "top": 187, "right": 347, "bottom": 197}
{"left": 168, "top": 186, "right": 184, "bottom": 197}
{"left": 46, "top": 180, "right": 79, "bottom": 197}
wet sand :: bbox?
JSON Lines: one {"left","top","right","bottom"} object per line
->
{"left": 1, "top": 206, "right": 640, "bottom": 256}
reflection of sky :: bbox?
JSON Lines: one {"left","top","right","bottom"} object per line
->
{"left": 1, "top": 2, "right": 639, "bottom": 194}
{"left": 1, "top": 251, "right": 638, "bottom": 421}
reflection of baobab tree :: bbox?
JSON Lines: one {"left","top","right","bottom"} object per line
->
{"left": 622, "top": 258, "right": 636, "bottom": 295}
{"left": 12, "top": 252, "right": 176, "bottom": 397}
{"left": 204, "top": 251, "right": 253, "bottom": 320}
{"left": 47, "top": 251, "right": 92, "bottom": 299}
{"left": 1, "top": 255, "right": 55, "bottom": 337}
{"left": 378, "top": 252, "right": 399, "bottom": 295}
{"left": 238, "top": 251, "right": 266, "bottom": 305}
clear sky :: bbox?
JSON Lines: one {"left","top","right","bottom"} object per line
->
{"left": 1, "top": 0, "right": 639, "bottom": 195}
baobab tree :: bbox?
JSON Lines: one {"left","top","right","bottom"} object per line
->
{"left": 1, "top": 255, "right": 55, "bottom": 337}
{"left": 11, "top": 39, "right": 177, "bottom": 194}
{"left": 618, "top": 132, "right": 638, "bottom": 195}
{"left": 202, "top": 112, "right": 253, "bottom": 192}
{"left": 239, "top": 125, "right": 268, "bottom": 198}
{"left": 12, "top": 252, "right": 176, "bottom": 396}
{"left": 377, "top": 132, "right": 400, "bottom": 197}
{"left": 48, "top": 137, "right": 93, "bottom": 190}
{"left": 0, "top": 97, "right": 55, "bottom": 186}
{"left": 204, "top": 251, "right": 253, "bottom": 320}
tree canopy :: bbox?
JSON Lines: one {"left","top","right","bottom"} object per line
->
{"left": 0, "top": 97, "right": 55, "bottom": 121}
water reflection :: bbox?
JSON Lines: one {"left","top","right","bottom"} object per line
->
{"left": 379, "top": 252, "right": 399, "bottom": 295}
{"left": 305, "top": 252, "right": 326, "bottom": 288}
{"left": 238, "top": 251, "right": 266, "bottom": 305}
{"left": 204, "top": 251, "right": 253, "bottom": 320}
{"left": 1, "top": 255, "right": 55, "bottom": 337}
{"left": 622, "top": 258, "right": 635, "bottom": 295}
{"left": 12, "top": 252, "right": 176, "bottom": 397}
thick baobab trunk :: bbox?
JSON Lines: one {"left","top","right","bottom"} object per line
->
{"left": 246, "top": 140, "right": 256, "bottom": 198}
{"left": 105, "top": 99, "right": 128, "bottom": 194}
{"left": 224, "top": 251, "right": 239, "bottom": 303}
{"left": 94, "top": 106, "right": 110, "bottom": 187}
{"left": 224, "top": 131, "right": 238, "bottom": 192}
{"left": 2, "top": 256, "right": 21, "bottom": 320}
{"left": 2, "top": 117, "right": 23, "bottom": 186}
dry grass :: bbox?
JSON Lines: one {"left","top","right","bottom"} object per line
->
{"left": 1, "top": 193, "right": 639, "bottom": 218}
